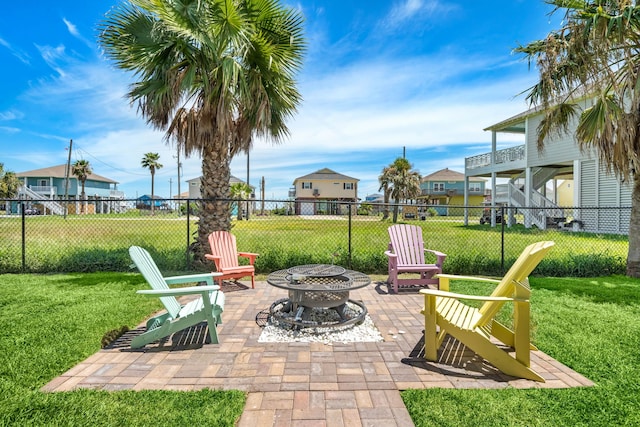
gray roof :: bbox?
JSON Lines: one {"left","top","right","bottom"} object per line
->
{"left": 294, "top": 168, "right": 359, "bottom": 182}
{"left": 16, "top": 164, "right": 118, "bottom": 184}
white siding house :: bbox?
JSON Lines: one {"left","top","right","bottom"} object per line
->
{"left": 466, "top": 101, "right": 631, "bottom": 234}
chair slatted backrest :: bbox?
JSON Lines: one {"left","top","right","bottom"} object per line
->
{"left": 129, "top": 246, "right": 182, "bottom": 319}
{"left": 476, "top": 241, "right": 555, "bottom": 327}
{"left": 208, "top": 231, "right": 239, "bottom": 269}
{"left": 388, "top": 224, "right": 426, "bottom": 266}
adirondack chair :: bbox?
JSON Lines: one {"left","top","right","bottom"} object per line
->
{"left": 129, "top": 246, "right": 225, "bottom": 348}
{"left": 205, "top": 231, "right": 259, "bottom": 288}
{"left": 385, "top": 224, "right": 447, "bottom": 293}
{"left": 420, "top": 240, "right": 555, "bottom": 382}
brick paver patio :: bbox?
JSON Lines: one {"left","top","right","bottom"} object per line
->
{"left": 42, "top": 279, "right": 594, "bottom": 426}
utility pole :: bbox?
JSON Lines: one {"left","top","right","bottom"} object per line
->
{"left": 169, "top": 178, "right": 173, "bottom": 200}
{"left": 63, "top": 139, "right": 72, "bottom": 219}
{"left": 261, "top": 176, "right": 265, "bottom": 215}
{"left": 246, "top": 150, "right": 250, "bottom": 220}
{"left": 174, "top": 147, "right": 182, "bottom": 215}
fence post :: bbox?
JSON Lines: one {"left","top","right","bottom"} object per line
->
{"left": 348, "top": 203, "right": 353, "bottom": 269}
{"left": 186, "top": 199, "right": 191, "bottom": 270}
{"left": 501, "top": 205, "right": 505, "bottom": 274}
{"left": 21, "top": 201, "right": 26, "bottom": 273}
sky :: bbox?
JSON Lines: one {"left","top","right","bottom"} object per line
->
{"left": 0, "top": 1, "right": 560, "bottom": 200}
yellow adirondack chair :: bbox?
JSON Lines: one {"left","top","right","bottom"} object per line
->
{"left": 420, "top": 240, "right": 554, "bottom": 382}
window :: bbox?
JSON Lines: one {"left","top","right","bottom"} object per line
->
{"left": 40, "top": 179, "right": 48, "bottom": 186}
{"left": 302, "top": 182, "right": 312, "bottom": 189}
{"left": 433, "top": 183, "right": 444, "bottom": 192}
{"left": 469, "top": 183, "right": 481, "bottom": 192}
{"left": 343, "top": 182, "right": 354, "bottom": 190}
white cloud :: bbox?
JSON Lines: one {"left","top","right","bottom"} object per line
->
{"left": 35, "top": 44, "right": 67, "bottom": 77}
{"left": 63, "top": 18, "right": 80, "bottom": 37}
{"left": 0, "top": 36, "right": 30, "bottom": 64}
{"left": 381, "top": 0, "right": 456, "bottom": 30}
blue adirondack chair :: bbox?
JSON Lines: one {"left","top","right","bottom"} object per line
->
{"left": 128, "top": 246, "right": 225, "bottom": 348}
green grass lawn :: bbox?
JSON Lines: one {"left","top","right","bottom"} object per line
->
{"left": 0, "top": 273, "right": 245, "bottom": 426}
{"left": 0, "top": 214, "right": 629, "bottom": 277}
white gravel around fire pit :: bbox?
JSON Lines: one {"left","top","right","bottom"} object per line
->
{"left": 258, "top": 303, "right": 383, "bottom": 344}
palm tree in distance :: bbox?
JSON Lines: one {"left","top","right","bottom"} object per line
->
{"left": 378, "top": 165, "right": 394, "bottom": 220}
{"left": 0, "top": 163, "right": 20, "bottom": 199}
{"left": 230, "top": 182, "right": 252, "bottom": 221}
{"left": 141, "top": 153, "right": 163, "bottom": 215}
{"left": 71, "top": 160, "right": 92, "bottom": 214}
{"left": 380, "top": 158, "right": 421, "bottom": 223}
{"left": 99, "top": 0, "right": 305, "bottom": 266}
{"left": 515, "top": 1, "right": 640, "bottom": 277}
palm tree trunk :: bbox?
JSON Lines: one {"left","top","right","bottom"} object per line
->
{"left": 193, "top": 143, "right": 232, "bottom": 267}
{"left": 382, "top": 191, "right": 390, "bottom": 220}
{"left": 627, "top": 175, "right": 640, "bottom": 276}
{"left": 392, "top": 200, "right": 399, "bottom": 223}
{"left": 80, "top": 181, "right": 86, "bottom": 214}
{"left": 150, "top": 171, "right": 155, "bottom": 215}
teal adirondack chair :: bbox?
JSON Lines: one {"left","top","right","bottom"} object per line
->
{"left": 128, "top": 246, "right": 225, "bottom": 348}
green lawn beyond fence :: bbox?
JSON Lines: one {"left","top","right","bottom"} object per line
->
{"left": 0, "top": 204, "right": 628, "bottom": 277}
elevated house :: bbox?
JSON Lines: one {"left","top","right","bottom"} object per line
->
{"left": 420, "top": 168, "right": 486, "bottom": 216}
{"left": 14, "top": 164, "right": 124, "bottom": 215}
{"left": 465, "top": 100, "right": 631, "bottom": 234}
{"left": 289, "top": 168, "right": 359, "bottom": 215}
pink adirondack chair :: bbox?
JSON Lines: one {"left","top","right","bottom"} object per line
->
{"left": 385, "top": 224, "right": 446, "bottom": 293}
{"left": 205, "top": 231, "right": 259, "bottom": 288}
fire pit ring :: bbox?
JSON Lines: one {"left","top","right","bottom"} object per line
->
{"left": 267, "top": 265, "right": 371, "bottom": 329}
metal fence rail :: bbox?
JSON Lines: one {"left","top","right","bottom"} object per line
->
{"left": 0, "top": 198, "right": 629, "bottom": 277}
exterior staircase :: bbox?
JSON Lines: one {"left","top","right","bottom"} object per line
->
{"left": 18, "top": 186, "right": 66, "bottom": 215}
{"left": 494, "top": 167, "right": 565, "bottom": 230}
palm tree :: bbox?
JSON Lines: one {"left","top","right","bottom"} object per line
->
{"left": 380, "top": 158, "right": 422, "bottom": 223}
{"left": 515, "top": 1, "right": 640, "bottom": 277}
{"left": 0, "top": 163, "right": 20, "bottom": 199}
{"left": 141, "top": 153, "right": 163, "bottom": 215}
{"left": 378, "top": 165, "right": 394, "bottom": 220}
{"left": 99, "top": 0, "right": 305, "bottom": 265}
{"left": 230, "top": 182, "right": 252, "bottom": 220}
{"left": 71, "top": 159, "right": 92, "bottom": 214}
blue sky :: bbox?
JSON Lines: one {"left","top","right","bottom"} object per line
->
{"left": 0, "top": 1, "right": 558, "bottom": 200}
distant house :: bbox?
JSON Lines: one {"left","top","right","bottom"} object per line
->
{"left": 186, "top": 175, "right": 255, "bottom": 199}
{"left": 14, "top": 164, "right": 124, "bottom": 215}
{"left": 420, "top": 168, "right": 486, "bottom": 215}
{"left": 137, "top": 194, "right": 166, "bottom": 209}
{"left": 290, "top": 168, "right": 359, "bottom": 215}
{"left": 185, "top": 175, "right": 256, "bottom": 217}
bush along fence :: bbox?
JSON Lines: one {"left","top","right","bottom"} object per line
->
{"left": 0, "top": 198, "right": 629, "bottom": 277}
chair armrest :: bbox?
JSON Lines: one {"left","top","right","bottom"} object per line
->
{"left": 434, "top": 273, "right": 500, "bottom": 292}
{"left": 435, "top": 274, "right": 500, "bottom": 284}
{"left": 164, "top": 272, "right": 223, "bottom": 286}
{"left": 419, "top": 288, "right": 528, "bottom": 303}
{"left": 384, "top": 250, "right": 397, "bottom": 259}
{"left": 425, "top": 249, "right": 446, "bottom": 258}
{"left": 425, "top": 249, "right": 446, "bottom": 266}
{"left": 238, "top": 252, "right": 259, "bottom": 263}
{"left": 137, "top": 285, "right": 221, "bottom": 296}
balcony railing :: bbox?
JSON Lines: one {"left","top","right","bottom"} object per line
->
{"left": 29, "top": 185, "right": 57, "bottom": 194}
{"left": 466, "top": 145, "right": 526, "bottom": 170}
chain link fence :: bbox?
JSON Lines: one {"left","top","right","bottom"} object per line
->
{"left": 0, "top": 198, "right": 629, "bottom": 277}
